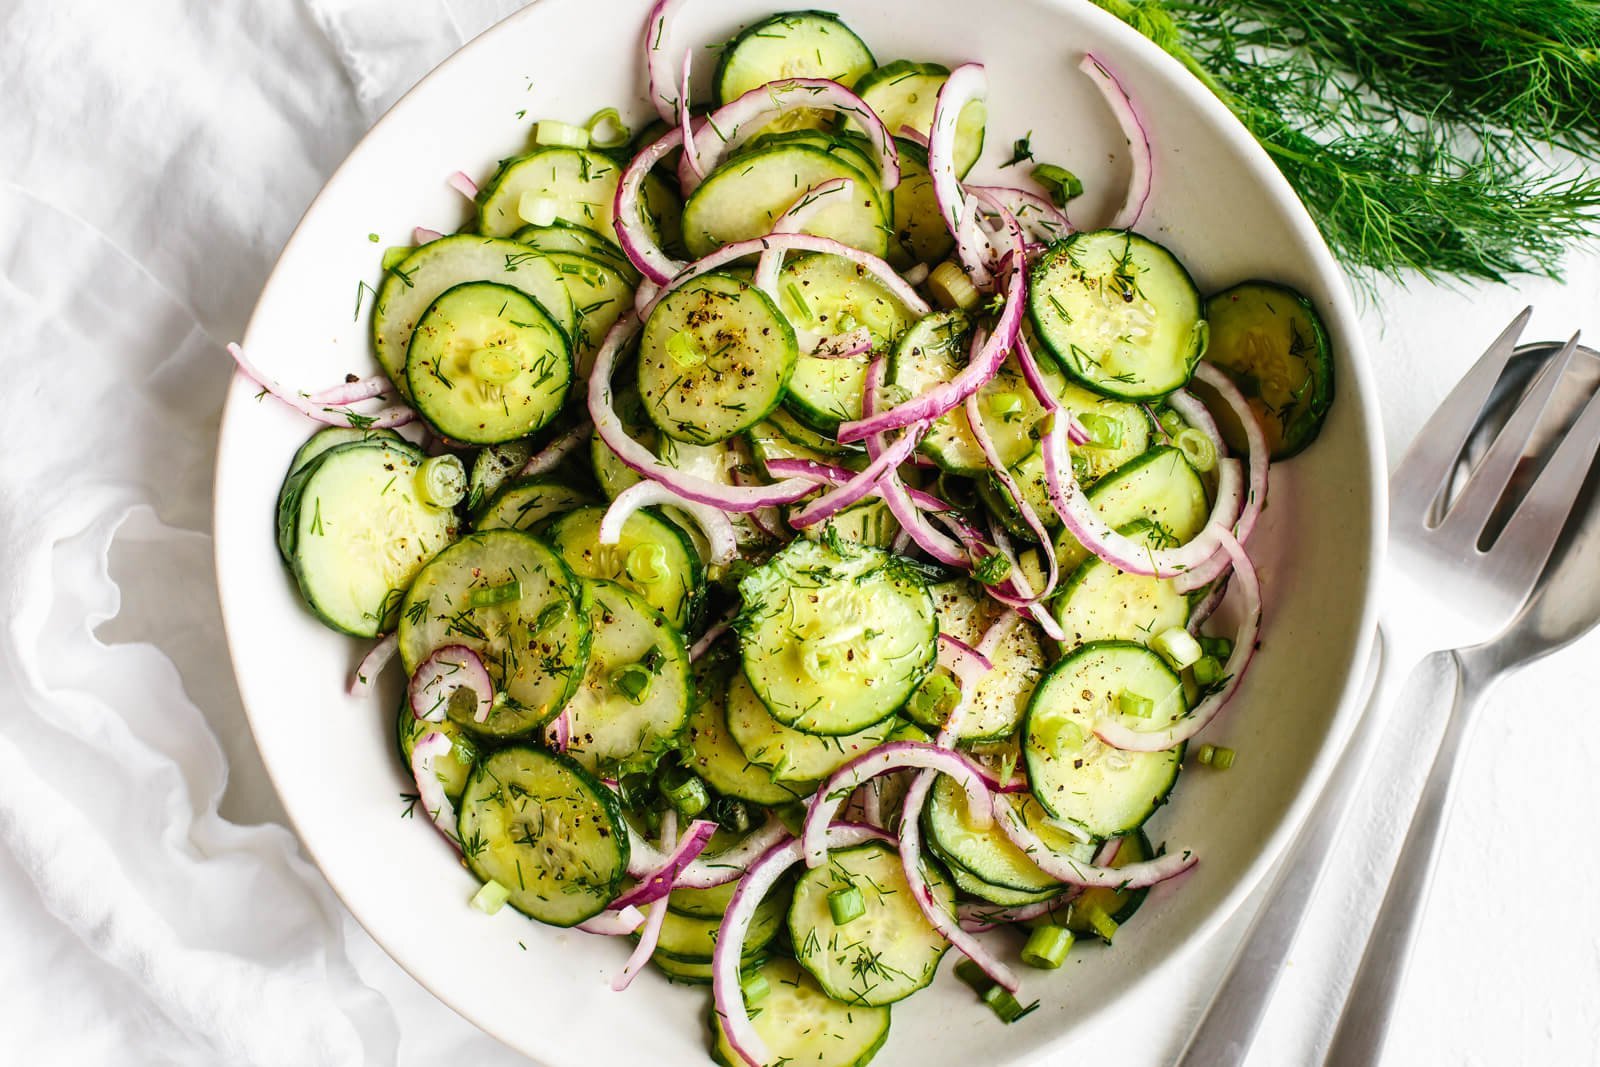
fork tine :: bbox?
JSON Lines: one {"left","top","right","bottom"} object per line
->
{"left": 1438, "top": 333, "right": 1581, "bottom": 541}
{"left": 1390, "top": 307, "right": 1532, "bottom": 523}
{"left": 1481, "top": 371, "right": 1600, "bottom": 601}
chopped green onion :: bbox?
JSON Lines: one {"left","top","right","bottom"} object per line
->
{"left": 908, "top": 672, "right": 962, "bottom": 724}
{"left": 834, "top": 310, "right": 859, "bottom": 333}
{"left": 1192, "top": 654, "right": 1224, "bottom": 687}
{"left": 785, "top": 282, "right": 813, "bottom": 322}
{"left": 1070, "top": 452, "right": 1092, "bottom": 481}
{"left": 517, "top": 191, "right": 560, "bottom": 226}
{"left": 415, "top": 454, "right": 467, "bottom": 508}
{"left": 1078, "top": 903, "right": 1119, "bottom": 944}
{"left": 1021, "top": 924, "right": 1075, "bottom": 969}
{"left": 368, "top": 232, "right": 381, "bottom": 243}
{"left": 828, "top": 885, "right": 866, "bottom": 926}
{"left": 929, "top": 261, "right": 980, "bottom": 310}
{"left": 1030, "top": 162, "right": 1084, "bottom": 207}
{"left": 1045, "top": 717, "right": 1088, "bottom": 759}
{"left": 981, "top": 985, "right": 1038, "bottom": 1023}
{"left": 1158, "top": 409, "right": 1186, "bottom": 438}
{"left": 1117, "top": 690, "right": 1154, "bottom": 718}
{"left": 468, "top": 579, "right": 523, "bottom": 609}
{"left": 470, "top": 879, "right": 512, "bottom": 915}
{"left": 469, "top": 345, "right": 523, "bottom": 385}
{"left": 612, "top": 663, "right": 654, "bottom": 705}
{"left": 718, "top": 797, "right": 752, "bottom": 834}
{"left": 974, "top": 552, "right": 1014, "bottom": 586}
{"left": 1152, "top": 626, "right": 1203, "bottom": 670}
{"left": 1211, "top": 745, "right": 1237, "bottom": 770}
{"left": 1174, "top": 427, "right": 1217, "bottom": 472}
{"left": 1198, "top": 635, "right": 1234, "bottom": 659}
{"left": 1197, "top": 742, "right": 1216, "bottom": 765}
{"left": 987, "top": 391, "right": 1026, "bottom": 421}
{"left": 953, "top": 959, "right": 991, "bottom": 994}
{"left": 381, "top": 245, "right": 412, "bottom": 271}
{"left": 625, "top": 542, "right": 668, "bottom": 584}
{"left": 664, "top": 774, "right": 710, "bottom": 818}
{"left": 534, "top": 119, "right": 590, "bottom": 149}
{"left": 666, "top": 330, "right": 704, "bottom": 368}
{"left": 532, "top": 598, "right": 570, "bottom": 634}
{"left": 740, "top": 969, "right": 771, "bottom": 1006}
{"left": 1077, "top": 412, "right": 1125, "bottom": 450}
{"left": 583, "top": 107, "right": 632, "bottom": 149}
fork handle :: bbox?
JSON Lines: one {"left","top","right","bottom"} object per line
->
{"left": 1321, "top": 653, "right": 1499, "bottom": 1066}
{"left": 1172, "top": 627, "right": 1424, "bottom": 1067}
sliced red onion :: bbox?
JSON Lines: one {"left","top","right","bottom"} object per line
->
{"left": 957, "top": 893, "right": 1071, "bottom": 933}
{"left": 614, "top": 127, "right": 688, "bottom": 285}
{"left": 410, "top": 732, "right": 459, "bottom": 848}
{"left": 860, "top": 357, "right": 971, "bottom": 566}
{"left": 862, "top": 777, "right": 887, "bottom": 829}
{"left": 520, "top": 420, "right": 591, "bottom": 477}
{"left": 601, "top": 479, "right": 739, "bottom": 567}
{"left": 227, "top": 343, "right": 416, "bottom": 429}
{"left": 1172, "top": 363, "right": 1271, "bottom": 592}
{"left": 642, "top": 0, "right": 687, "bottom": 122}
{"left": 613, "top": 811, "right": 678, "bottom": 991}
{"left": 681, "top": 79, "right": 899, "bottom": 196}
{"left": 548, "top": 709, "right": 571, "bottom": 754}
{"left": 1094, "top": 530, "right": 1260, "bottom": 751}
{"left": 785, "top": 430, "right": 921, "bottom": 529}
{"left": 413, "top": 226, "right": 444, "bottom": 245}
{"left": 309, "top": 374, "right": 393, "bottom": 406}
{"left": 966, "top": 185, "right": 1072, "bottom": 244}
{"left": 901, "top": 262, "right": 931, "bottom": 286}
{"left": 588, "top": 315, "right": 815, "bottom": 511}
{"left": 448, "top": 171, "right": 478, "bottom": 201}
{"left": 897, "top": 124, "right": 930, "bottom": 148}
{"left": 623, "top": 816, "right": 790, "bottom": 888}
{"left": 937, "top": 634, "right": 993, "bottom": 689}
{"left": 927, "top": 64, "right": 987, "bottom": 242}
{"left": 579, "top": 905, "right": 646, "bottom": 936}
{"left": 691, "top": 608, "right": 737, "bottom": 662}
{"left": 408, "top": 645, "right": 494, "bottom": 724}
{"left": 1186, "top": 575, "right": 1231, "bottom": 632}
{"left": 976, "top": 609, "right": 1020, "bottom": 659}
{"left": 753, "top": 178, "right": 855, "bottom": 297}
{"left": 954, "top": 195, "right": 996, "bottom": 290}
{"left": 349, "top": 632, "right": 398, "bottom": 696}
{"left": 610, "top": 818, "right": 719, "bottom": 911}
{"left": 803, "top": 743, "right": 992, "bottom": 869}
{"left": 991, "top": 794, "right": 1197, "bottom": 887}
{"left": 1166, "top": 387, "right": 1226, "bottom": 455}
{"left": 1080, "top": 54, "right": 1152, "bottom": 230}
{"left": 1012, "top": 331, "right": 1093, "bottom": 445}
{"left": 966, "top": 391, "right": 1060, "bottom": 601}
{"left": 677, "top": 48, "right": 705, "bottom": 180}
{"left": 713, "top": 824, "right": 893, "bottom": 1067}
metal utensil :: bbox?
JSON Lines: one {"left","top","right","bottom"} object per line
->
{"left": 1173, "top": 311, "right": 1600, "bottom": 1067}
{"left": 1322, "top": 340, "right": 1600, "bottom": 1065}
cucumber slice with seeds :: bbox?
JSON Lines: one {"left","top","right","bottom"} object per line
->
{"left": 924, "top": 775, "right": 1095, "bottom": 893}
{"left": 940, "top": 853, "right": 1063, "bottom": 907}
{"left": 737, "top": 539, "right": 937, "bottom": 735}
{"left": 789, "top": 841, "right": 953, "bottom": 1005}
{"left": 726, "top": 671, "right": 898, "bottom": 781}
{"left": 396, "top": 701, "right": 479, "bottom": 803}
{"left": 398, "top": 530, "right": 591, "bottom": 737}
{"left": 852, "top": 61, "right": 985, "bottom": 177}
{"left": 478, "top": 147, "right": 627, "bottom": 241}
{"left": 648, "top": 888, "right": 787, "bottom": 961}
{"left": 638, "top": 272, "right": 797, "bottom": 445}
{"left": 709, "top": 957, "right": 891, "bottom": 1067}
{"left": 1203, "top": 280, "right": 1334, "bottom": 459}
{"left": 905, "top": 580, "right": 1044, "bottom": 742}
{"left": 475, "top": 476, "right": 593, "bottom": 532}
{"left": 887, "top": 139, "right": 954, "bottom": 268}
{"left": 457, "top": 745, "right": 628, "bottom": 927}
{"left": 684, "top": 664, "right": 816, "bottom": 806}
{"left": 1054, "top": 445, "right": 1209, "bottom": 573}
{"left": 1054, "top": 521, "right": 1192, "bottom": 649}
{"left": 544, "top": 252, "right": 635, "bottom": 376}
{"left": 406, "top": 281, "right": 572, "bottom": 445}
{"left": 1023, "top": 641, "right": 1186, "bottom": 838}
{"left": 513, "top": 222, "right": 638, "bottom": 281}
{"left": 1029, "top": 230, "right": 1205, "bottom": 401}
{"left": 715, "top": 12, "right": 876, "bottom": 125}
{"left": 544, "top": 505, "right": 703, "bottom": 630}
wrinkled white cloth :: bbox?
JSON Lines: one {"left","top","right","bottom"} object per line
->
{"left": 3, "top": 1, "right": 1599, "bottom": 1065}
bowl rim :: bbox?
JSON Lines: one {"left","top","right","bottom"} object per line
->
{"left": 213, "top": 0, "right": 1387, "bottom": 1057}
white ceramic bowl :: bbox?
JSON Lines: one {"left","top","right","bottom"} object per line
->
{"left": 214, "top": 0, "right": 1385, "bottom": 1062}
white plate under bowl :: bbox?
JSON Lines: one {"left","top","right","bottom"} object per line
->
{"left": 214, "top": 0, "right": 1385, "bottom": 1063}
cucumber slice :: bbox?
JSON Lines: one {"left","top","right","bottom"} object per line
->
{"left": 1054, "top": 445, "right": 1209, "bottom": 573}
{"left": 1029, "top": 230, "right": 1205, "bottom": 401}
{"left": 543, "top": 505, "right": 704, "bottom": 630}
{"left": 514, "top": 222, "right": 639, "bottom": 282}
{"left": 800, "top": 496, "right": 899, "bottom": 549}
{"left": 1054, "top": 521, "right": 1192, "bottom": 648}
{"left": 1059, "top": 381, "right": 1155, "bottom": 483}
{"left": 667, "top": 827, "right": 760, "bottom": 917}
{"left": 738, "top": 129, "right": 880, "bottom": 184}
{"left": 1203, "top": 280, "right": 1334, "bottom": 458}
{"left": 789, "top": 841, "right": 953, "bottom": 1005}
{"left": 544, "top": 252, "right": 635, "bottom": 376}
{"left": 748, "top": 408, "right": 861, "bottom": 462}
{"left": 681, "top": 144, "right": 891, "bottom": 259}
{"left": 478, "top": 147, "right": 627, "bottom": 241}
{"left": 709, "top": 957, "right": 891, "bottom": 1067}
{"left": 457, "top": 746, "right": 628, "bottom": 927}
{"left": 726, "top": 671, "right": 898, "bottom": 781}
{"left": 464, "top": 440, "right": 536, "bottom": 515}
{"left": 398, "top": 530, "right": 591, "bottom": 737}
{"left": 277, "top": 439, "right": 458, "bottom": 637}
{"left": 940, "top": 853, "right": 1062, "bottom": 907}
{"left": 684, "top": 665, "right": 816, "bottom": 806}
{"left": 275, "top": 427, "right": 403, "bottom": 560}
{"left": 853, "top": 61, "right": 985, "bottom": 177}
{"left": 924, "top": 775, "right": 1094, "bottom": 893}
{"left": 905, "top": 580, "right": 1044, "bottom": 742}
{"left": 737, "top": 539, "right": 937, "bottom": 735}
{"left": 1023, "top": 641, "right": 1186, "bottom": 837}
{"left": 562, "top": 578, "right": 691, "bottom": 776}
{"left": 715, "top": 12, "right": 876, "bottom": 125}
{"left": 649, "top": 888, "right": 786, "bottom": 961}
{"left": 396, "top": 701, "right": 479, "bottom": 803}
{"left": 653, "top": 951, "right": 768, "bottom": 985}
{"left": 638, "top": 272, "right": 797, "bottom": 444}
{"left": 777, "top": 252, "right": 915, "bottom": 433}
{"left": 475, "top": 476, "right": 593, "bottom": 532}
{"left": 1067, "top": 830, "right": 1154, "bottom": 941}
{"left": 591, "top": 381, "right": 655, "bottom": 500}
{"left": 655, "top": 435, "right": 775, "bottom": 550}
{"left": 406, "top": 282, "right": 572, "bottom": 445}
{"left": 887, "top": 139, "right": 954, "bottom": 268}
{"left": 373, "top": 236, "right": 576, "bottom": 400}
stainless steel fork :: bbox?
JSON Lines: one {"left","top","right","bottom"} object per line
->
{"left": 1174, "top": 310, "right": 1600, "bottom": 1067}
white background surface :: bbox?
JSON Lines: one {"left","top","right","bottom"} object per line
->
{"left": 2, "top": 0, "right": 1597, "bottom": 1064}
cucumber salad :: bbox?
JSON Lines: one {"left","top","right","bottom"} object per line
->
{"left": 231, "top": 5, "right": 1336, "bottom": 1064}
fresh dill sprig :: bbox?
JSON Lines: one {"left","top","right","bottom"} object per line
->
{"left": 1091, "top": 0, "right": 1600, "bottom": 283}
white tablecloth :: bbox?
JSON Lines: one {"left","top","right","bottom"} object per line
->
{"left": 3, "top": 1, "right": 1596, "bottom": 1064}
